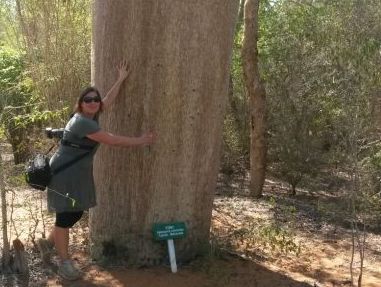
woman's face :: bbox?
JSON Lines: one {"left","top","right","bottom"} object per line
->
{"left": 80, "top": 91, "right": 101, "bottom": 115}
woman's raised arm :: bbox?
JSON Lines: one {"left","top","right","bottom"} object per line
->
{"left": 102, "top": 60, "right": 130, "bottom": 110}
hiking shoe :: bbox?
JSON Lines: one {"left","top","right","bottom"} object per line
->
{"left": 37, "top": 238, "right": 54, "bottom": 264}
{"left": 58, "top": 259, "right": 81, "bottom": 281}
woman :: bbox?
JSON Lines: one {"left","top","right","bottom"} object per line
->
{"left": 37, "top": 60, "right": 155, "bottom": 281}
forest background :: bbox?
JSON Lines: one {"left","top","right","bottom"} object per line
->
{"left": 0, "top": 0, "right": 381, "bottom": 286}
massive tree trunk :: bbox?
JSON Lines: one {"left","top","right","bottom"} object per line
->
{"left": 90, "top": 0, "right": 239, "bottom": 265}
{"left": 242, "top": 0, "right": 267, "bottom": 198}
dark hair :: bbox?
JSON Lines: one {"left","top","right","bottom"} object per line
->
{"left": 74, "top": 87, "right": 103, "bottom": 114}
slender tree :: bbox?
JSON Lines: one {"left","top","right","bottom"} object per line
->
{"left": 0, "top": 147, "right": 10, "bottom": 271}
{"left": 242, "top": 0, "right": 267, "bottom": 198}
{"left": 90, "top": 0, "right": 239, "bottom": 265}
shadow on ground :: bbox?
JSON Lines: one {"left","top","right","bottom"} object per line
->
{"left": 46, "top": 255, "right": 314, "bottom": 287}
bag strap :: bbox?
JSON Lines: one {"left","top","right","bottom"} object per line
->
{"left": 61, "top": 139, "right": 95, "bottom": 151}
{"left": 52, "top": 151, "right": 92, "bottom": 175}
{"left": 45, "top": 144, "right": 57, "bottom": 155}
{"left": 44, "top": 138, "right": 93, "bottom": 155}
{"left": 52, "top": 139, "right": 97, "bottom": 175}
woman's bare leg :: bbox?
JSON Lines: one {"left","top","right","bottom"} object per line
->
{"left": 52, "top": 226, "right": 69, "bottom": 261}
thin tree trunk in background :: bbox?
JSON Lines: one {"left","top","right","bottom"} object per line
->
{"left": 242, "top": 0, "right": 267, "bottom": 198}
{"left": 91, "top": 0, "right": 239, "bottom": 265}
{"left": 372, "top": 92, "right": 381, "bottom": 134}
{"left": 5, "top": 120, "right": 31, "bottom": 164}
{"left": 350, "top": 224, "right": 355, "bottom": 286}
{"left": 238, "top": 0, "right": 245, "bottom": 26}
{"left": 357, "top": 223, "right": 366, "bottom": 287}
{"left": 0, "top": 148, "right": 10, "bottom": 270}
{"left": 228, "top": 75, "right": 242, "bottom": 134}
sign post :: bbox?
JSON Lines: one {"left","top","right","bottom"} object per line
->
{"left": 152, "top": 222, "right": 187, "bottom": 273}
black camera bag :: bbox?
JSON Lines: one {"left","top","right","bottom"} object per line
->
{"left": 25, "top": 141, "right": 94, "bottom": 191}
{"left": 25, "top": 154, "right": 52, "bottom": 190}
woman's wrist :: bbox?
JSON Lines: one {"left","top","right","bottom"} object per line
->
{"left": 115, "top": 77, "right": 124, "bottom": 85}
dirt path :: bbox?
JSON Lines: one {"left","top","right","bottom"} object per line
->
{"left": 211, "top": 184, "right": 381, "bottom": 287}
{"left": 1, "top": 144, "right": 381, "bottom": 287}
{"left": 2, "top": 187, "right": 380, "bottom": 287}
{"left": 41, "top": 254, "right": 313, "bottom": 287}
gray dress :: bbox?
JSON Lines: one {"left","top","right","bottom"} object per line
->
{"left": 47, "top": 113, "right": 100, "bottom": 213}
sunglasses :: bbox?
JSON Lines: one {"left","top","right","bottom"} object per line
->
{"left": 83, "top": 96, "right": 101, "bottom": 103}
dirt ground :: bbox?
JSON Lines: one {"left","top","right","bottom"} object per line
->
{"left": 1, "top": 143, "right": 381, "bottom": 287}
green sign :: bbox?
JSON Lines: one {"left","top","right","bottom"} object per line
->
{"left": 153, "top": 222, "right": 187, "bottom": 240}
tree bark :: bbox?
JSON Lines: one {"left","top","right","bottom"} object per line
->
{"left": 5, "top": 121, "right": 31, "bottom": 164}
{"left": 11, "top": 239, "right": 29, "bottom": 274}
{"left": 90, "top": 0, "right": 239, "bottom": 265}
{"left": 242, "top": 0, "right": 267, "bottom": 198}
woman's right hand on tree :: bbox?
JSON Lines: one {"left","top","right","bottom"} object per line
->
{"left": 140, "top": 131, "right": 156, "bottom": 146}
